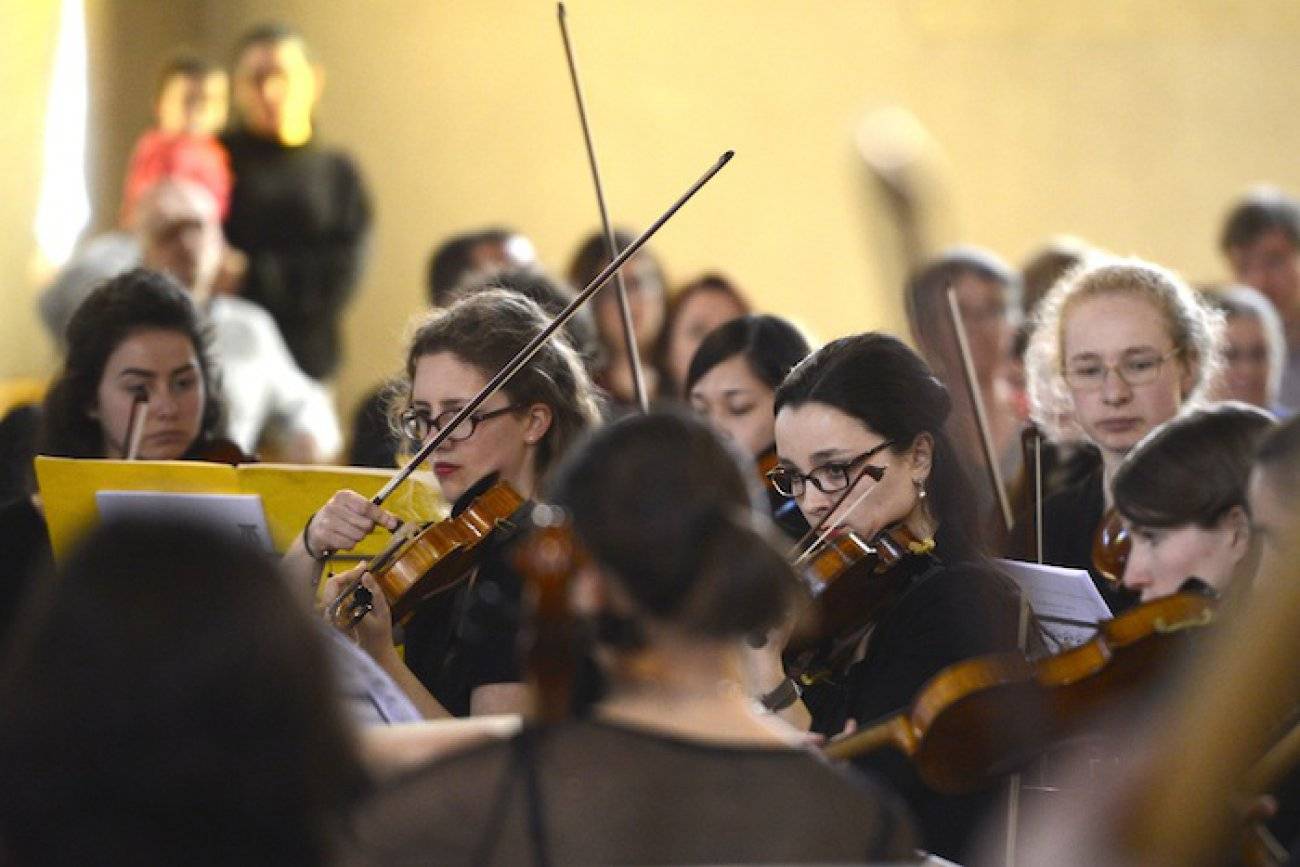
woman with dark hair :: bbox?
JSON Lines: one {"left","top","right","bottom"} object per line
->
{"left": 685, "top": 313, "right": 812, "bottom": 538}
{"left": 288, "top": 290, "right": 601, "bottom": 720}
{"left": 567, "top": 228, "right": 670, "bottom": 410}
{"left": 660, "top": 272, "right": 750, "bottom": 398}
{"left": 343, "top": 412, "right": 916, "bottom": 866}
{"left": 0, "top": 268, "right": 230, "bottom": 645}
{"left": 0, "top": 518, "right": 366, "bottom": 866}
{"left": 1111, "top": 402, "right": 1274, "bottom": 603}
{"left": 768, "top": 331, "right": 1027, "bottom": 860}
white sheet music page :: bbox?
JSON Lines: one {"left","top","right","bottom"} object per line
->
{"left": 996, "top": 558, "right": 1113, "bottom": 652}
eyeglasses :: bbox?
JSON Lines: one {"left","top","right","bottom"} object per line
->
{"left": 400, "top": 404, "right": 522, "bottom": 444}
{"left": 767, "top": 440, "right": 894, "bottom": 499}
{"left": 1063, "top": 349, "right": 1180, "bottom": 392}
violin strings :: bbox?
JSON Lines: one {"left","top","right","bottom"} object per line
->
{"left": 789, "top": 464, "right": 885, "bottom": 566}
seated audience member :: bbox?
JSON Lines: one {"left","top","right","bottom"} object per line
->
{"left": 222, "top": 22, "right": 371, "bottom": 381}
{"left": 1023, "top": 256, "right": 1223, "bottom": 609}
{"left": 39, "top": 53, "right": 232, "bottom": 345}
{"left": 685, "top": 313, "right": 812, "bottom": 539}
{"left": 137, "top": 172, "right": 341, "bottom": 461}
{"left": 1205, "top": 284, "right": 1291, "bottom": 416}
{"left": 426, "top": 227, "right": 536, "bottom": 309}
{"left": 343, "top": 413, "right": 917, "bottom": 866}
{"left": 659, "top": 272, "right": 750, "bottom": 399}
{"left": 1220, "top": 187, "right": 1300, "bottom": 407}
{"left": 0, "top": 519, "right": 366, "bottom": 866}
{"left": 1110, "top": 403, "right": 1274, "bottom": 603}
{"left": 568, "top": 228, "right": 671, "bottom": 410}
{"left": 0, "top": 269, "right": 232, "bottom": 642}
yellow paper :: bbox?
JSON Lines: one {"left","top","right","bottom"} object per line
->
{"left": 35, "top": 457, "right": 446, "bottom": 561}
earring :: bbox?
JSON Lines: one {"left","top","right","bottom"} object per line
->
{"left": 913, "top": 478, "right": 927, "bottom": 500}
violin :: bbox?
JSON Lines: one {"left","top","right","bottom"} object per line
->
{"left": 328, "top": 480, "right": 524, "bottom": 629}
{"left": 824, "top": 589, "right": 1217, "bottom": 794}
{"left": 1092, "top": 506, "right": 1131, "bottom": 583}
{"left": 188, "top": 435, "right": 254, "bottom": 465}
{"left": 786, "top": 525, "right": 931, "bottom": 667}
{"left": 511, "top": 506, "right": 583, "bottom": 724}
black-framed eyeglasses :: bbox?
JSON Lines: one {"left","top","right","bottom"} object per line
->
{"left": 400, "top": 404, "right": 523, "bottom": 444}
{"left": 767, "top": 440, "right": 895, "bottom": 499}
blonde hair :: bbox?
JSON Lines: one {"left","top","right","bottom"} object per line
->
{"left": 1025, "top": 254, "right": 1224, "bottom": 442}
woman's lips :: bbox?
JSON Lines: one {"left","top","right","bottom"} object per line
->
{"left": 433, "top": 462, "right": 460, "bottom": 479}
{"left": 1096, "top": 417, "right": 1142, "bottom": 435}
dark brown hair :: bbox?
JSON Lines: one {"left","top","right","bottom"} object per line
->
{"left": 0, "top": 518, "right": 365, "bottom": 866}
{"left": 39, "top": 268, "right": 224, "bottom": 459}
{"left": 774, "top": 332, "right": 982, "bottom": 563}
{"left": 548, "top": 412, "right": 795, "bottom": 639}
{"left": 1113, "top": 402, "right": 1275, "bottom": 529}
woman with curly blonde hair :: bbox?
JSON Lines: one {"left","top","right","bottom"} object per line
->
{"left": 1022, "top": 255, "right": 1223, "bottom": 608}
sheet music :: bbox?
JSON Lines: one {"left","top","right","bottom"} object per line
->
{"left": 95, "top": 490, "right": 275, "bottom": 554}
{"left": 996, "top": 558, "right": 1113, "bottom": 652}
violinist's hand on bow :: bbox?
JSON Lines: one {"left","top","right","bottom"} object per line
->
{"left": 306, "top": 489, "right": 401, "bottom": 556}
{"left": 320, "top": 565, "right": 395, "bottom": 660}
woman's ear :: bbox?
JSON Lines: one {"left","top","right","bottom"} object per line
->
{"left": 1219, "top": 505, "right": 1252, "bottom": 557}
{"left": 523, "top": 403, "right": 554, "bottom": 445}
{"left": 909, "top": 432, "right": 935, "bottom": 486}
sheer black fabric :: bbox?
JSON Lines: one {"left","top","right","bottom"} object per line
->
{"left": 343, "top": 719, "right": 917, "bottom": 865}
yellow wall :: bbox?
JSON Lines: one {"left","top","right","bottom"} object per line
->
{"left": 0, "top": 0, "right": 60, "bottom": 384}
{"left": 7, "top": 1, "right": 1300, "bottom": 432}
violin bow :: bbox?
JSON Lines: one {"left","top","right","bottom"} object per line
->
{"left": 786, "top": 459, "right": 888, "bottom": 565}
{"left": 124, "top": 388, "right": 149, "bottom": 460}
{"left": 945, "top": 286, "right": 1015, "bottom": 532}
{"left": 557, "top": 1, "right": 649, "bottom": 414}
{"left": 371, "top": 150, "right": 734, "bottom": 507}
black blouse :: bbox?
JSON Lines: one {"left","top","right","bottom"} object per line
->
{"left": 799, "top": 555, "right": 1025, "bottom": 862}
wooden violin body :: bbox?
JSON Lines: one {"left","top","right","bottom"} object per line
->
{"left": 329, "top": 481, "right": 524, "bottom": 629}
{"left": 1092, "top": 506, "right": 1131, "bottom": 583}
{"left": 824, "top": 590, "right": 1217, "bottom": 794}
{"left": 787, "top": 526, "right": 925, "bottom": 661}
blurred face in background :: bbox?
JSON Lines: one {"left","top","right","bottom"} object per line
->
{"left": 689, "top": 354, "right": 775, "bottom": 458}
{"left": 666, "top": 287, "right": 747, "bottom": 394}
{"left": 953, "top": 272, "right": 1014, "bottom": 389}
{"left": 594, "top": 253, "right": 666, "bottom": 354}
{"left": 1228, "top": 228, "right": 1300, "bottom": 326}
{"left": 233, "top": 37, "right": 319, "bottom": 146}
{"left": 156, "top": 71, "right": 229, "bottom": 136}
{"left": 138, "top": 180, "right": 224, "bottom": 301}
{"left": 1216, "top": 314, "right": 1274, "bottom": 409}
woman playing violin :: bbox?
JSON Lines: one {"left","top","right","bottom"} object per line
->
{"left": 345, "top": 412, "right": 917, "bottom": 866}
{"left": 1024, "top": 255, "right": 1223, "bottom": 607}
{"left": 685, "top": 313, "right": 812, "bottom": 539}
{"left": 768, "top": 332, "right": 1027, "bottom": 860}
{"left": 1111, "top": 402, "right": 1274, "bottom": 603}
{"left": 0, "top": 268, "right": 231, "bottom": 642}
{"left": 285, "top": 289, "right": 600, "bottom": 719}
